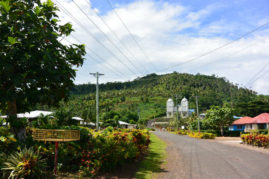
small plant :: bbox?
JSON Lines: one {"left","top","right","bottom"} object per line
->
{"left": 188, "top": 132, "right": 215, "bottom": 139}
{"left": 2, "top": 147, "right": 47, "bottom": 179}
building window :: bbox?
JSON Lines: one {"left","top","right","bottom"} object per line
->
{"left": 237, "top": 125, "right": 243, "bottom": 129}
{"left": 258, "top": 124, "right": 266, "bottom": 129}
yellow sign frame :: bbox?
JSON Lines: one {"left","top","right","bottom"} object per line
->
{"left": 32, "top": 129, "right": 80, "bottom": 142}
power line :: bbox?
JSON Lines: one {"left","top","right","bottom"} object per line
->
{"left": 66, "top": 35, "right": 126, "bottom": 78}
{"left": 157, "top": 21, "right": 269, "bottom": 73}
{"left": 246, "top": 62, "right": 269, "bottom": 86}
{"left": 251, "top": 70, "right": 269, "bottom": 85}
{"left": 83, "top": 0, "right": 151, "bottom": 74}
{"left": 72, "top": 0, "right": 143, "bottom": 76}
{"left": 105, "top": 0, "right": 158, "bottom": 71}
{"left": 53, "top": 0, "right": 138, "bottom": 76}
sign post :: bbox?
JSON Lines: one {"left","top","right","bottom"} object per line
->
{"left": 31, "top": 129, "right": 80, "bottom": 175}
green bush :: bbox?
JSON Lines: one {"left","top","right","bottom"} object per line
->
{"left": 79, "top": 129, "right": 150, "bottom": 177}
{"left": 0, "top": 127, "right": 18, "bottom": 154}
{"left": 188, "top": 132, "right": 216, "bottom": 139}
{"left": 176, "top": 130, "right": 188, "bottom": 135}
{"left": 200, "top": 133, "right": 216, "bottom": 139}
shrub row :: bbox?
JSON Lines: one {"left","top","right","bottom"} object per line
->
{"left": 1, "top": 127, "right": 150, "bottom": 178}
{"left": 241, "top": 134, "right": 269, "bottom": 148}
{"left": 188, "top": 132, "right": 216, "bottom": 139}
{"left": 174, "top": 130, "right": 215, "bottom": 139}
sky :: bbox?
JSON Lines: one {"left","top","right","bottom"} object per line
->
{"left": 52, "top": 0, "right": 269, "bottom": 95}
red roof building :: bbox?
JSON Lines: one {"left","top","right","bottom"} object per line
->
{"left": 231, "top": 113, "right": 269, "bottom": 132}
{"left": 232, "top": 116, "right": 253, "bottom": 125}
{"left": 252, "top": 113, "right": 269, "bottom": 124}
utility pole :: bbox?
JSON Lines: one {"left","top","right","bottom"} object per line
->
{"left": 90, "top": 72, "right": 104, "bottom": 130}
{"left": 196, "top": 96, "right": 200, "bottom": 133}
{"left": 175, "top": 95, "right": 179, "bottom": 130}
{"left": 137, "top": 108, "right": 141, "bottom": 121}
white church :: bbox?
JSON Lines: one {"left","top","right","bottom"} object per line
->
{"left": 166, "top": 97, "right": 189, "bottom": 118}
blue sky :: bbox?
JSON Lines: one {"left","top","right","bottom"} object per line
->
{"left": 54, "top": 0, "right": 269, "bottom": 94}
{"left": 91, "top": 0, "right": 269, "bottom": 38}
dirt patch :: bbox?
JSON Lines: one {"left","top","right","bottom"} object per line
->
{"left": 215, "top": 137, "right": 241, "bottom": 141}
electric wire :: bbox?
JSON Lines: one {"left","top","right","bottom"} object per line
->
{"left": 250, "top": 70, "right": 269, "bottom": 86}
{"left": 72, "top": 0, "right": 144, "bottom": 76}
{"left": 105, "top": 0, "right": 158, "bottom": 71}
{"left": 54, "top": 0, "right": 138, "bottom": 76}
{"left": 65, "top": 37, "right": 125, "bottom": 78}
{"left": 83, "top": 0, "right": 151, "bottom": 74}
{"left": 157, "top": 21, "right": 269, "bottom": 73}
{"left": 246, "top": 62, "right": 269, "bottom": 86}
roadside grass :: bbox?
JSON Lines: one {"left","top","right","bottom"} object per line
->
{"left": 135, "top": 133, "right": 167, "bottom": 179}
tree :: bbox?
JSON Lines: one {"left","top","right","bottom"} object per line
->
{"left": 206, "top": 106, "right": 233, "bottom": 136}
{"left": 0, "top": 0, "right": 85, "bottom": 138}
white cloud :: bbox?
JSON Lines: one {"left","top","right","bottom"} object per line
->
{"left": 52, "top": 0, "right": 269, "bottom": 95}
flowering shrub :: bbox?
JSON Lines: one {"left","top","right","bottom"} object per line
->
{"left": 78, "top": 128, "right": 150, "bottom": 177}
{"left": 1, "top": 126, "right": 150, "bottom": 177}
{"left": 241, "top": 134, "right": 269, "bottom": 148}
{"left": 188, "top": 132, "right": 215, "bottom": 139}
{"left": 176, "top": 130, "right": 188, "bottom": 135}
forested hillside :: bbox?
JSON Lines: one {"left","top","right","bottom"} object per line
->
{"left": 64, "top": 72, "right": 268, "bottom": 124}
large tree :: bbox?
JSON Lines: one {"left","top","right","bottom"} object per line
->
{"left": 206, "top": 106, "right": 234, "bottom": 136}
{"left": 0, "top": 0, "right": 85, "bottom": 137}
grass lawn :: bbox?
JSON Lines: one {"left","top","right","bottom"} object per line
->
{"left": 135, "top": 133, "right": 167, "bottom": 179}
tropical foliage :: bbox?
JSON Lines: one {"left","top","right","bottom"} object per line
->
{"left": 205, "top": 106, "right": 234, "bottom": 136}
{"left": 68, "top": 72, "right": 268, "bottom": 125}
{"left": 2, "top": 147, "right": 47, "bottom": 179}
{"left": 0, "top": 0, "right": 85, "bottom": 136}
{"left": 241, "top": 133, "right": 269, "bottom": 148}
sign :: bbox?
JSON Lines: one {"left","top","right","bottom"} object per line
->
{"left": 31, "top": 128, "right": 80, "bottom": 175}
{"left": 32, "top": 129, "right": 80, "bottom": 142}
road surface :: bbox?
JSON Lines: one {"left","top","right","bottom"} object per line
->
{"left": 154, "top": 131, "right": 269, "bottom": 179}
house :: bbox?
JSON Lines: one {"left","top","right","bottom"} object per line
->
{"left": 230, "top": 113, "right": 269, "bottom": 132}
{"left": 0, "top": 110, "right": 53, "bottom": 119}
{"left": 119, "top": 120, "right": 136, "bottom": 129}
{"left": 244, "top": 113, "right": 269, "bottom": 131}
{"left": 229, "top": 116, "right": 251, "bottom": 131}
{"left": 0, "top": 110, "right": 53, "bottom": 126}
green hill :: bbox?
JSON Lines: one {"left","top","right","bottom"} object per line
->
{"left": 64, "top": 72, "right": 268, "bottom": 123}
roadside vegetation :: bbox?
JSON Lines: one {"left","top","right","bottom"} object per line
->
{"left": 241, "top": 131, "right": 269, "bottom": 148}
{"left": 136, "top": 133, "right": 167, "bottom": 179}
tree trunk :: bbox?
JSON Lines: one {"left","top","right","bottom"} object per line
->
{"left": 7, "top": 100, "right": 26, "bottom": 140}
{"left": 220, "top": 126, "right": 224, "bottom": 136}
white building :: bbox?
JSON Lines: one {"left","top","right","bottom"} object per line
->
{"left": 166, "top": 97, "right": 189, "bottom": 118}
{"left": 166, "top": 98, "right": 175, "bottom": 118}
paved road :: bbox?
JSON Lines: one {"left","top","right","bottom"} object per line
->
{"left": 155, "top": 131, "right": 269, "bottom": 179}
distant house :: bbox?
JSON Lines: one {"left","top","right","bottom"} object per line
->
{"left": 119, "top": 120, "right": 136, "bottom": 129}
{"left": 245, "top": 113, "right": 269, "bottom": 131}
{"left": 229, "top": 116, "right": 251, "bottom": 131}
{"left": 229, "top": 113, "right": 269, "bottom": 132}
{"left": 0, "top": 110, "right": 53, "bottom": 126}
